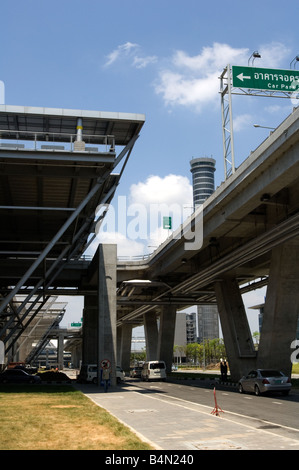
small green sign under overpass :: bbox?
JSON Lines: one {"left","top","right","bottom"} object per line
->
{"left": 163, "top": 216, "right": 172, "bottom": 229}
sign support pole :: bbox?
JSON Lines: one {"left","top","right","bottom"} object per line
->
{"left": 220, "top": 64, "right": 235, "bottom": 179}
{"left": 220, "top": 64, "right": 299, "bottom": 181}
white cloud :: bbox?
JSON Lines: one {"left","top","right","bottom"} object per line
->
{"left": 88, "top": 174, "right": 193, "bottom": 258}
{"left": 258, "top": 42, "right": 290, "bottom": 68}
{"left": 155, "top": 43, "right": 249, "bottom": 111}
{"left": 172, "top": 43, "right": 248, "bottom": 71}
{"left": 154, "top": 41, "right": 291, "bottom": 112}
{"left": 91, "top": 231, "right": 146, "bottom": 258}
{"left": 155, "top": 70, "right": 220, "bottom": 110}
{"left": 129, "top": 174, "right": 193, "bottom": 247}
{"left": 129, "top": 174, "right": 192, "bottom": 207}
{"left": 104, "top": 41, "right": 291, "bottom": 111}
{"left": 233, "top": 114, "right": 253, "bottom": 132}
{"left": 133, "top": 55, "right": 157, "bottom": 69}
{"left": 104, "top": 42, "right": 157, "bottom": 69}
{"left": 104, "top": 42, "right": 139, "bottom": 67}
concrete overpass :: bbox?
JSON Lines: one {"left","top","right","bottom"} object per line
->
{"left": 63, "top": 105, "right": 299, "bottom": 381}
{"left": 111, "top": 106, "right": 299, "bottom": 380}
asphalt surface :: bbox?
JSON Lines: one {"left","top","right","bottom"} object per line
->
{"left": 74, "top": 377, "right": 299, "bottom": 451}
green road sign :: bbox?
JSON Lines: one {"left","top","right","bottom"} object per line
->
{"left": 232, "top": 66, "right": 299, "bottom": 93}
{"left": 163, "top": 216, "right": 172, "bottom": 229}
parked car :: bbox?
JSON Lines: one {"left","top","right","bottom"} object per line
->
{"left": 130, "top": 366, "right": 143, "bottom": 378}
{"left": 78, "top": 364, "right": 125, "bottom": 384}
{"left": 141, "top": 361, "right": 167, "bottom": 381}
{"left": 116, "top": 366, "right": 125, "bottom": 382}
{"left": 238, "top": 369, "right": 291, "bottom": 396}
{"left": 14, "top": 365, "right": 38, "bottom": 374}
{"left": 0, "top": 369, "right": 41, "bottom": 384}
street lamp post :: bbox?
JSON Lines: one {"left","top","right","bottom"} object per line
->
{"left": 248, "top": 51, "right": 261, "bottom": 66}
{"left": 253, "top": 124, "right": 275, "bottom": 130}
{"left": 290, "top": 55, "right": 299, "bottom": 69}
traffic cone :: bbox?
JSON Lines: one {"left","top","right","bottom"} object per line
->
{"left": 211, "top": 387, "right": 224, "bottom": 416}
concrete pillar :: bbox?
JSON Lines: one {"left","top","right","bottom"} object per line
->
{"left": 117, "top": 323, "right": 133, "bottom": 373}
{"left": 70, "top": 343, "right": 82, "bottom": 369}
{"left": 57, "top": 332, "right": 64, "bottom": 370}
{"left": 97, "top": 244, "right": 117, "bottom": 385}
{"left": 214, "top": 275, "right": 256, "bottom": 381}
{"left": 117, "top": 327, "right": 121, "bottom": 366}
{"left": 144, "top": 311, "right": 159, "bottom": 361}
{"left": 82, "top": 244, "right": 117, "bottom": 386}
{"left": 82, "top": 294, "right": 98, "bottom": 364}
{"left": 257, "top": 241, "right": 299, "bottom": 376}
{"left": 157, "top": 306, "right": 177, "bottom": 373}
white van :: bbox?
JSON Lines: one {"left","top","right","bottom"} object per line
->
{"left": 78, "top": 364, "right": 125, "bottom": 384}
{"left": 141, "top": 361, "right": 167, "bottom": 381}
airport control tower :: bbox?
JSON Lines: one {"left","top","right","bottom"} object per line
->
{"left": 190, "top": 157, "right": 219, "bottom": 343}
{"left": 190, "top": 157, "right": 216, "bottom": 208}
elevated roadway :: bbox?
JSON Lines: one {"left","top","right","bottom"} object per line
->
{"left": 112, "top": 105, "right": 299, "bottom": 379}
{"left": 64, "top": 105, "right": 299, "bottom": 381}
{"left": 115, "top": 106, "right": 299, "bottom": 324}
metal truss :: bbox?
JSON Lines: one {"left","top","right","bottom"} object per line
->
{"left": 25, "top": 304, "right": 65, "bottom": 364}
{"left": 220, "top": 65, "right": 235, "bottom": 179}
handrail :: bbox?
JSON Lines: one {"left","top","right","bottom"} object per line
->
{"left": 0, "top": 129, "right": 115, "bottom": 152}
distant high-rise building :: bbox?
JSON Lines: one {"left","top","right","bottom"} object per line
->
{"left": 197, "top": 305, "right": 219, "bottom": 343}
{"left": 190, "top": 157, "right": 216, "bottom": 208}
{"left": 189, "top": 157, "right": 219, "bottom": 341}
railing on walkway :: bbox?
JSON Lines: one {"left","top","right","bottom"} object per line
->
{"left": 0, "top": 129, "right": 115, "bottom": 153}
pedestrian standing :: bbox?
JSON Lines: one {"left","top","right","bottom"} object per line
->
{"left": 102, "top": 367, "right": 110, "bottom": 392}
{"left": 220, "top": 360, "right": 225, "bottom": 381}
{"left": 223, "top": 361, "right": 228, "bottom": 381}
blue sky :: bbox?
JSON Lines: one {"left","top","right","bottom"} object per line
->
{"left": 1, "top": 0, "right": 298, "bottom": 331}
{"left": 1, "top": 1, "right": 297, "bottom": 192}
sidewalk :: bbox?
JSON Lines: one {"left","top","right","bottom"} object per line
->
{"left": 74, "top": 381, "right": 299, "bottom": 451}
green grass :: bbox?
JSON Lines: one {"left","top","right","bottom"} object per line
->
{"left": 0, "top": 385, "right": 153, "bottom": 450}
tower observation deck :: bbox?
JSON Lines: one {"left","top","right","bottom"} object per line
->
{"left": 190, "top": 157, "right": 216, "bottom": 207}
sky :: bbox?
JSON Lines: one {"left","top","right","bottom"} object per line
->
{"left": 1, "top": 0, "right": 298, "bottom": 333}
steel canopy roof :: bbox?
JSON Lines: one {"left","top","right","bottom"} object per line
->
{"left": 0, "top": 105, "right": 145, "bottom": 257}
{"left": 0, "top": 105, "right": 145, "bottom": 145}
{"left": 0, "top": 104, "right": 145, "bottom": 358}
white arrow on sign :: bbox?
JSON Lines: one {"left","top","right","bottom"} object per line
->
{"left": 236, "top": 73, "right": 251, "bottom": 82}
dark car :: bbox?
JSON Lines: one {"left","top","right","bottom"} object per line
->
{"left": 0, "top": 369, "right": 41, "bottom": 384}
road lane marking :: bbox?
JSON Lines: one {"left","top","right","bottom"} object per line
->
{"left": 132, "top": 385, "right": 299, "bottom": 438}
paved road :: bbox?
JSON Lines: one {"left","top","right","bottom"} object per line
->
{"left": 75, "top": 377, "right": 299, "bottom": 451}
